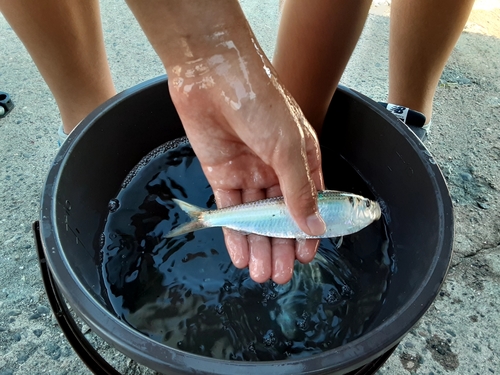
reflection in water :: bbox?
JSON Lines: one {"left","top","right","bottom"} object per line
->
{"left": 100, "top": 138, "right": 393, "bottom": 361}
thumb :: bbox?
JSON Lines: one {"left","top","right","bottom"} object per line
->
{"left": 283, "top": 178, "right": 326, "bottom": 237}
{"left": 274, "top": 140, "right": 326, "bottom": 237}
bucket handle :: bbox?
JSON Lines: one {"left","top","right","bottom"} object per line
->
{"left": 33, "top": 221, "right": 120, "bottom": 375}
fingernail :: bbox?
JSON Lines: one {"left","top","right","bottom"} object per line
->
{"left": 306, "top": 213, "right": 326, "bottom": 236}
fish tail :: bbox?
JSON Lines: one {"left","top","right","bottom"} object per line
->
{"left": 165, "top": 199, "right": 207, "bottom": 238}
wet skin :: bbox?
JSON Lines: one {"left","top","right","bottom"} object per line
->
{"left": 126, "top": 1, "right": 325, "bottom": 284}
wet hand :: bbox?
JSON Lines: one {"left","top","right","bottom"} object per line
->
{"left": 166, "top": 40, "right": 324, "bottom": 284}
{"left": 127, "top": 0, "right": 325, "bottom": 284}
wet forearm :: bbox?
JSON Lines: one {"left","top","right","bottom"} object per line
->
{"left": 125, "top": 0, "right": 259, "bottom": 71}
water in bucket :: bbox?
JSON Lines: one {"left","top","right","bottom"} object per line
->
{"left": 99, "top": 137, "right": 394, "bottom": 361}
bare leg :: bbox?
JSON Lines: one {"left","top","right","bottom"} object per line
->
{"left": 0, "top": 0, "right": 116, "bottom": 133}
{"left": 388, "top": 0, "right": 475, "bottom": 123}
{"left": 273, "top": 0, "right": 372, "bottom": 131}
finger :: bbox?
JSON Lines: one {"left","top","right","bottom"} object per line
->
{"left": 265, "top": 184, "right": 282, "bottom": 199}
{"left": 222, "top": 228, "right": 249, "bottom": 269}
{"left": 265, "top": 186, "right": 296, "bottom": 284}
{"left": 272, "top": 130, "right": 326, "bottom": 237}
{"left": 214, "top": 189, "right": 249, "bottom": 269}
{"left": 271, "top": 238, "right": 296, "bottom": 284}
{"left": 241, "top": 189, "right": 273, "bottom": 283}
{"left": 248, "top": 234, "right": 272, "bottom": 283}
{"left": 295, "top": 239, "right": 320, "bottom": 264}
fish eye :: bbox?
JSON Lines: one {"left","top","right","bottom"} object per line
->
{"left": 365, "top": 200, "right": 371, "bottom": 208}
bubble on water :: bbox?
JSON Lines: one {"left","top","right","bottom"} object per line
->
{"left": 262, "top": 284, "right": 278, "bottom": 302}
{"left": 99, "top": 232, "right": 105, "bottom": 249}
{"left": 341, "top": 285, "right": 354, "bottom": 298}
{"left": 121, "top": 137, "right": 189, "bottom": 188}
{"left": 215, "top": 304, "right": 224, "bottom": 315}
{"left": 108, "top": 199, "right": 120, "bottom": 213}
{"left": 325, "top": 288, "right": 341, "bottom": 304}
{"left": 296, "top": 311, "right": 310, "bottom": 331}
{"left": 223, "top": 282, "right": 232, "bottom": 292}
{"left": 296, "top": 318, "right": 308, "bottom": 331}
{"left": 262, "top": 330, "right": 276, "bottom": 346}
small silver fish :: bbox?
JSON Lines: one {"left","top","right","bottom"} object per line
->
{"left": 165, "top": 190, "right": 381, "bottom": 239}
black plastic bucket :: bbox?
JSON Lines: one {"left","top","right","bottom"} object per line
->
{"left": 36, "top": 76, "right": 453, "bottom": 374}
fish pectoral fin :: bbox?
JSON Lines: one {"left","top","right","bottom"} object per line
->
{"left": 225, "top": 228, "right": 264, "bottom": 236}
{"left": 236, "top": 230, "right": 252, "bottom": 236}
